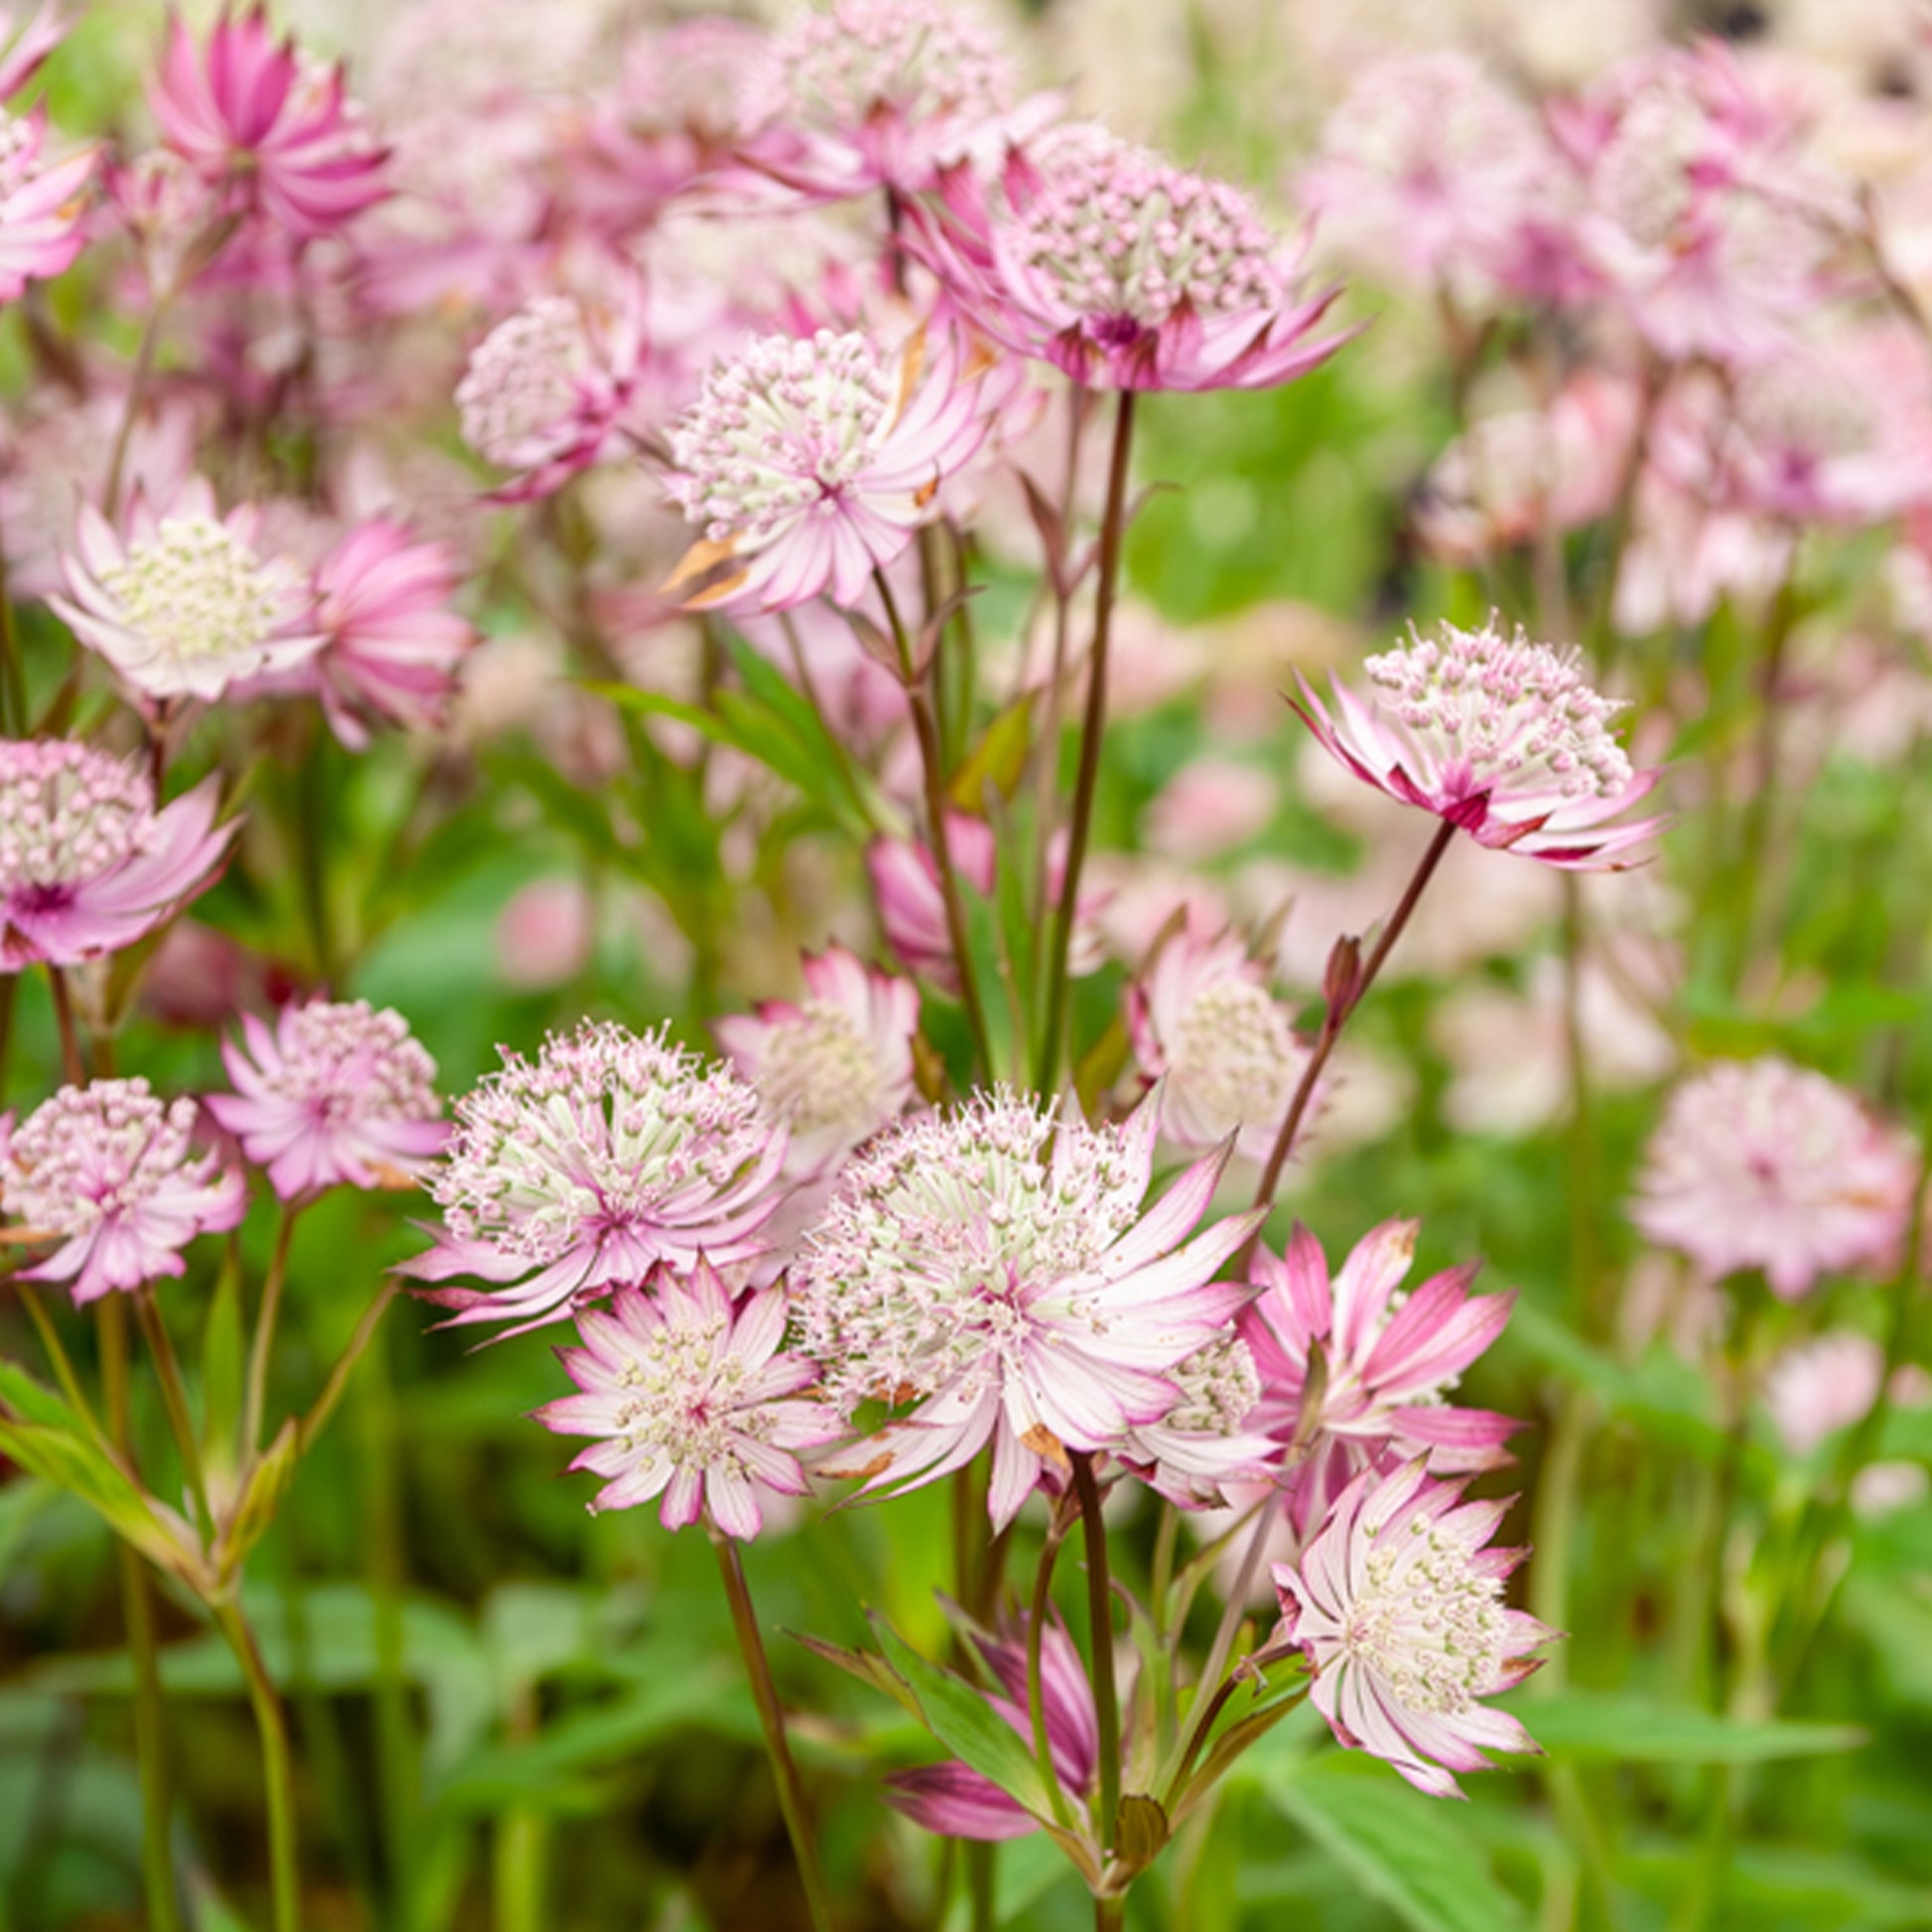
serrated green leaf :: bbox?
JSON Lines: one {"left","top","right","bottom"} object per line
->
{"left": 0, "top": 1417, "right": 196, "bottom": 1583}
{"left": 871, "top": 1615, "right": 1053, "bottom": 1820}
{"left": 1267, "top": 1752, "right": 1530, "bottom": 1932}
{"left": 214, "top": 1420, "right": 300, "bottom": 1589}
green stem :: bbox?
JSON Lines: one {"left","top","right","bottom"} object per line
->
{"left": 1242, "top": 818, "right": 1457, "bottom": 1255}
{"left": 1035, "top": 389, "right": 1135, "bottom": 1093}
{"left": 213, "top": 1600, "right": 302, "bottom": 1932}
{"left": 46, "top": 965, "right": 83, "bottom": 1084}
{"left": 712, "top": 1529, "right": 836, "bottom": 1932}
{"left": 1095, "top": 1893, "right": 1126, "bottom": 1931}
{"left": 19, "top": 1284, "right": 109, "bottom": 1450}
{"left": 133, "top": 1289, "right": 212, "bottom": 1543}
{"left": 1027, "top": 1498, "right": 1077, "bottom": 1830}
{"left": 297, "top": 1279, "right": 398, "bottom": 1453}
{"left": 1070, "top": 1454, "right": 1120, "bottom": 1854}
{"left": 98, "top": 1299, "right": 182, "bottom": 1932}
{"left": 874, "top": 568, "right": 997, "bottom": 1080}
{"left": 244, "top": 1204, "right": 300, "bottom": 1456}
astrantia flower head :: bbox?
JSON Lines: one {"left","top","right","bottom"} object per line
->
{"left": 151, "top": 6, "right": 388, "bottom": 239}
{"left": 1554, "top": 41, "right": 1849, "bottom": 366}
{"left": 206, "top": 998, "right": 446, "bottom": 1201}
{"left": 1293, "top": 618, "right": 1663, "bottom": 870}
{"left": 1628, "top": 1057, "right": 1916, "bottom": 1301}
{"left": 748, "top": 0, "right": 1024, "bottom": 197}
{"left": 534, "top": 1260, "right": 840, "bottom": 1539}
{"left": 921, "top": 124, "right": 1351, "bottom": 392}
{"left": 456, "top": 292, "right": 641, "bottom": 500}
{"left": 52, "top": 479, "right": 321, "bottom": 704}
{"left": 0, "top": 740, "right": 235, "bottom": 970}
{"left": 1763, "top": 1331, "right": 1883, "bottom": 1458}
{"left": 804, "top": 1086, "right": 1261, "bottom": 1529}
{"left": 1274, "top": 1458, "right": 1555, "bottom": 1798}
{"left": 1298, "top": 50, "right": 1555, "bottom": 304}
{"left": 0, "top": 100, "right": 93, "bottom": 302}
{"left": 1128, "top": 927, "right": 1312, "bottom": 1159}
{"left": 1115, "top": 1331, "right": 1277, "bottom": 1507}
{"left": 309, "top": 519, "right": 477, "bottom": 747}
{"left": 0, "top": 1077, "right": 245, "bottom": 1305}
{"left": 868, "top": 814, "right": 996, "bottom": 990}
{"left": 407, "top": 1021, "right": 788, "bottom": 1336}
{"left": 1241, "top": 1220, "right": 1519, "bottom": 1492}
{"left": 662, "top": 325, "right": 996, "bottom": 615}
{"left": 715, "top": 945, "right": 918, "bottom": 1175}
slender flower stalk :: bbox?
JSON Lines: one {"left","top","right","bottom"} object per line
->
{"left": 97, "top": 1295, "right": 182, "bottom": 1932}
{"left": 1247, "top": 817, "right": 1457, "bottom": 1229}
{"left": 874, "top": 568, "right": 996, "bottom": 1077}
{"left": 713, "top": 1528, "right": 837, "bottom": 1932}
{"left": 1070, "top": 1452, "right": 1121, "bottom": 1855}
{"left": 243, "top": 1203, "right": 300, "bottom": 1455}
{"left": 213, "top": 1599, "right": 303, "bottom": 1932}
{"left": 1035, "top": 390, "right": 1134, "bottom": 1092}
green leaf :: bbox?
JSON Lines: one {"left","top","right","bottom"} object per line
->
{"left": 950, "top": 691, "right": 1035, "bottom": 809}
{"left": 1266, "top": 1752, "right": 1530, "bottom": 1932}
{"left": 1525, "top": 1691, "right": 1863, "bottom": 1764}
{"left": 214, "top": 1420, "right": 300, "bottom": 1588}
{"left": 871, "top": 1615, "right": 1054, "bottom": 1820}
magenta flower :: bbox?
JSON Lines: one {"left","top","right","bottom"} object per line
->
{"left": 1552, "top": 41, "right": 1847, "bottom": 367}
{"left": 406, "top": 1021, "right": 788, "bottom": 1337}
{"left": 1297, "top": 51, "right": 1556, "bottom": 304}
{"left": 534, "top": 1260, "right": 839, "bottom": 1539}
{"left": 1628, "top": 1056, "right": 1917, "bottom": 1301}
{"left": 1114, "top": 1332, "right": 1278, "bottom": 1508}
{"left": 455, "top": 291, "right": 643, "bottom": 501}
{"left": 309, "top": 520, "right": 477, "bottom": 746}
{"left": 1273, "top": 1459, "right": 1554, "bottom": 1798}
{"left": 918, "top": 123, "right": 1351, "bottom": 392}
{"left": 52, "top": 479, "right": 322, "bottom": 705}
{"left": 868, "top": 815, "right": 996, "bottom": 991}
{"left": 150, "top": 6, "right": 387, "bottom": 240}
{"left": 206, "top": 998, "right": 445, "bottom": 1201}
{"left": 1241, "top": 1221, "right": 1518, "bottom": 1484}
{"left": 742, "top": 0, "right": 1038, "bottom": 200}
{"left": 890, "top": 1614, "right": 1101, "bottom": 1840}
{"left": 1127, "top": 926, "right": 1312, "bottom": 1160}
{"left": 715, "top": 944, "right": 918, "bottom": 1175}
{"left": 0, "top": 740, "right": 235, "bottom": 971}
{"left": 1292, "top": 618, "right": 1664, "bottom": 870}
{"left": 0, "top": 1078, "right": 245, "bottom": 1306}
{"left": 662, "top": 325, "right": 997, "bottom": 616}
{"left": 804, "top": 1088, "right": 1261, "bottom": 1530}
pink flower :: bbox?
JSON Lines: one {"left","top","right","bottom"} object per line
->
{"left": 0, "top": 1078, "right": 245, "bottom": 1305}
{"left": 455, "top": 290, "right": 644, "bottom": 501}
{"left": 1241, "top": 1221, "right": 1519, "bottom": 1500}
{"left": 868, "top": 816, "right": 996, "bottom": 990}
{"left": 0, "top": 99, "right": 92, "bottom": 301}
{"left": 715, "top": 945, "right": 918, "bottom": 1175}
{"left": 661, "top": 325, "right": 997, "bottom": 616}
{"left": 308, "top": 520, "right": 476, "bottom": 746}
{"left": 1292, "top": 618, "right": 1664, "bottom": 870}
{"left": 1114, "top": 1332, "right": 1278, "bottom": 1508}
{"left": 535, "top": 1260, "right": 839, "bottom": 1538}
{"left": 494, "top": 877, "right": 595, "bottom": 991}
{"left": 1628, "top": 1057, "right": 1917, "bottom": 1300}
{"left": 0, "top": 741, "right": 235, "bottom": 970}
{"left": 1297, "top": 51, "right": 1556, "bottom": 304}
{"left": 804, "top": 1088, "right": 1261, "bottom": 1530}
{"left": 406, "top": 1021, "right": 788, "bottom": 1337}
{"left": 1552, "top": 41, "right": 1849, "bottom": 366}
{"left": 150, "top": 6, "right": 387, "bottom": 240}
{"left": 1274, "top": 1459, "right": 1554, "bottom": 1798}
{"left": 742, "top": 0, "right": 1035, "bottom": 200}
{"left": 1127, "top": 926, "right": 1311, "bottom": 1160}
{"left": 918, "top": 124, "right": 1352, "bottom": 392}
{"left": 52, "top": 479, "right": 322, "bottom": 705}
{"left": 890, "top": 1613, "right": 1101, "bottom": 1839}
{"left": 1763, "top": 1331, "right": 1883, "bottom": 1458}
{"left": 206, "top": 998, "right": 446, "bottom": 1201}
